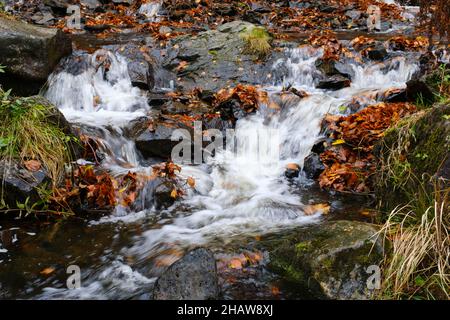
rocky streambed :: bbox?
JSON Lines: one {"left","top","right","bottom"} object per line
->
{"left": 0, "top": 1, "right": 449, "bottom": 300}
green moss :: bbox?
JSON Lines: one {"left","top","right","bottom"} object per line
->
{"left": 240, "top": 26, "right": 272, "bottom": 59}
{"left": 295, "top": 241, "right": 312, "bottom": 254}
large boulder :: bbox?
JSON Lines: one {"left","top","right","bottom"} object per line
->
{"left": 153, "top": 248, "right": 219, "bottom": 300}
{"left": 0, "top": 15, "right": 72, "bottom": 95}
{"left": 162, "top": 21, "right": 278, "bottom": 92}
{"left": 268, "top": 220, "right": 384, "bottom": 300}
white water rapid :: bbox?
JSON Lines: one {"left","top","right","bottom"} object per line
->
{"left": 40, "top": 40, "right": 419, "bottom": 298}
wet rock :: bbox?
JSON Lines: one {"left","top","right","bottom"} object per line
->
{"left": 0, "top": 16, "right": 72, "bottom": 96}
{"left": 153, "top": 178, "right": 177, "bottom": 210}
{"left": 216, "top": 98, "right": 247, "bottom": 123}
{"left": 303, "top": 153, "right": 325, "bottom": 179}
{"left": 315, "top": 59, "right": 352, "bottom": 79}
{"left": 0, "top": 160, "right": 51, "bottom": 209}
{"left": 162, "top": 21, "right": 279, "bottom": 92}
{"left": 285, "top": 163, "right": 300, "bottom": 179}
{"left": 153, "top": 248, "right": 219, "bottom": 300}
{"left": 43, "top": 0, "right": 71, "bottom": 11}
{"left": 406, "top": 78, "right": 435, "bottom": 105}
{"left": 111, "top": 43, "right": 155, "bottom": 90}
{"left": 311, "top": 137, "right": 330, "bottom": 155}
{"left": 135, "top": 121, "right": 190, "bottom": 160}
{"left": 268, "top": 220, "right": 384, "bottom": 300}
{"left": 30, "top": 11, "right": 55, "bottom": 25}
{"left": 366, "top": 44, "right": 388, "bottom": 62}
{"left": 406, "top": 62, "right": 447, "bottom": 105}
{"left": 381, "top": 88, "right": 407, "bottom": 103}
{"left": 317, "top": 75, "right": 351, "bottom": 91}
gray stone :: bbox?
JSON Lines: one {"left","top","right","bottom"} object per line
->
{"left": 0, "top": 16, "right": 72, "bottom": 95}
{"left": 153, "top": 178, "right": 177, "bottom": 210}
{"left": 153, "top": 248, "right": 219, "bottom": 300}
{"left": 162, "top": 21, "right": 278, "bottom": 92}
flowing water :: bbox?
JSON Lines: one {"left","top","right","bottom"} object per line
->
{"left": 0, "top": 33, "right": 421, "bottom": 299}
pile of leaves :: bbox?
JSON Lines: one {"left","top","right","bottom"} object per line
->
{"left": 152, "top": 160, "right": 195, "bottom": 200}
{"left": 50, "top": 159, "right": 195, "bottom": 214}
{"left": 214, "top": 84, "right": 268, "bottom": 114}
{"left": 417, "top": 0, "right": 450, "bottom": 42}
{"left": 51, "top": 165, "right": 117, "bottom": 214}
{"left": 308, "top": 31, "right": 343, "bottom": 61}
{"left": 318, "top": 102, "right": 417, "bottom": 193}
{"left": 387, "top": 36, "right": 429, "bottom": 52}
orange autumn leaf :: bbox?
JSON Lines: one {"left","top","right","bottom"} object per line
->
{"left": 187, "top": 177, "right": 196, "bottom": 188}
{"left": 40, "top": 267, "right": 55, "bottom": 276}
{"left": 229, "top": 258, "right": 243, "bottom": 269}
{"left": 24, "top": 160, "right": 41, "bottom": 172}
{"left": 304, "top": 203, "right": 331, "bottom": 216}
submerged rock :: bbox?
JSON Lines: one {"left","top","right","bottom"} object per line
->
{"left": 316, "top": 74, "right": 351, "bottom": 91}
{"left": 153, "top": 248, "right": 219, "bottom": 300}
{"left": 0, "top": 15, "right": 72, "bottom": 95}
{"left": 268, "top": 220, "right": 384, "bottom": 300}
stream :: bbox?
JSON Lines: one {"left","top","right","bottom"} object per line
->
{"left": 0, "top": 1, "right": 424, "bottom": 300}
{"left": 0, "top": 41, "right": 419, "bottom": 299}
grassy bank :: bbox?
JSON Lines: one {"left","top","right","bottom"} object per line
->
{"left": 376, "top": 63, "right": 450, "bottom": 299}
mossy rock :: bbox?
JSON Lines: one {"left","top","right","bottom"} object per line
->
{"left": 374, "top": 103, "right": 450, "bottom": 210}
{"left": 162, "top": 21, "right": 279, "bottom": 92}
{"left": 268, "top": 220, "right": 384, "bottom": 300}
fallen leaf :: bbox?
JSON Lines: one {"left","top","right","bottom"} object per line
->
{"left": 229, "top": 258, "right": 243, "bottom": 269}
{"left": 187, "top": 176, "right": 196, "bottom": 188}
{"left": 40, "top": 267, "right": 55, "bottom": 276}
{"left": 24, "top": 160, "right": 41, "bottom": 172}
{"left": 304, "top": 203, "right": 331, "bottom": 216}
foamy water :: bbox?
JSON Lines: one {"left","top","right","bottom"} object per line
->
{"left": 40, "top": 42, "right": 419, "bottom": 298}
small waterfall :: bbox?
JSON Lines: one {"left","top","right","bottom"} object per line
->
{"left": 45, "top": 49, "right": 149, "bottom": 172}
{"left": 36, "top": 40, "right": 421, "bottom": 299}
{"left": 128, "top": 46, "right": 419, "bottom": 258}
